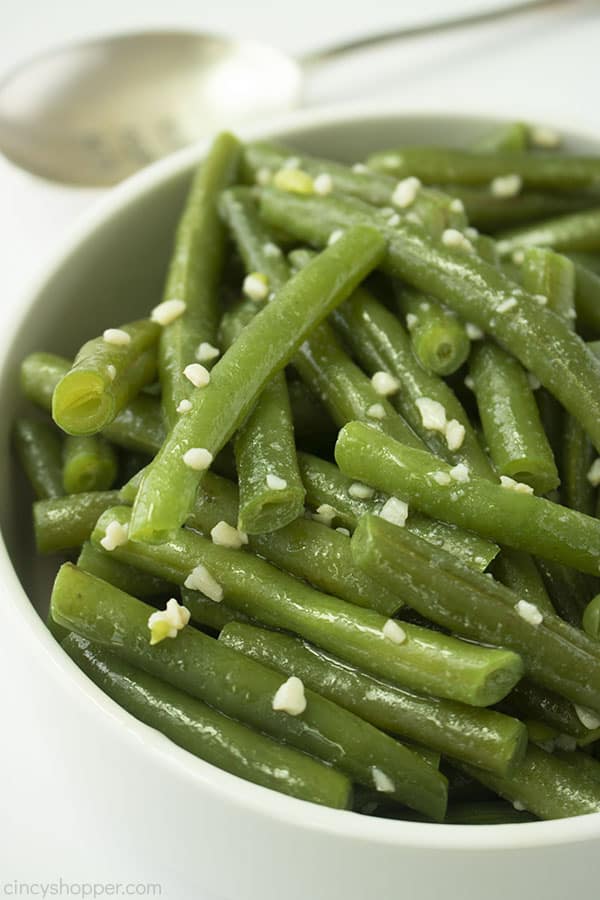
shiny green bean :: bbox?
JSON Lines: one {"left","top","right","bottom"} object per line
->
{"left": 52, "top": 319, "right": 159, "bottom": 434}
{"left": 158, "top": 132, "right": 240, "bottom": 424}
{"left": 130, "top": 225, "right": 386, "bottom": 542}
{"left": 469, "top": 342, "right": 558, "bottom": 494}
{"left": 21, "top": 353, "right": 165, "bottom": 455}
{"left": 258, "top": 188, "right": 600, "bottom": 452}
{"left": 51, "top": 563, "right": 447, "bottom": 819}
{"left": 34, "top": 490, "right": 122, "bottom": 553}
{"left": 220, "top": 622, "right": 527, "bottom": 775}
{"left": 296, "top": 451, "right": 498, "bottom": 572}
{"left": 367, "top": 146, "right": 600, "bottom": 190}
{"left": 351, "top": 513, "right": 600, "bottom": 714}
{"left": 91, "top": 506, "right": 522, "bottom": 707}
{"left": 62, "top": 434, "right": 118, "bottom": 494}
{"left": 14, "top": 418, "right": 63, "bottom": 500}
{"left": 395, "top": 288, "right": 470, "bottom": 376}
{"left": 336, "top": 421, "right": 600, "bottom": 575}
{"left": 64, "top": 632, "right": 351, "bottom": 808}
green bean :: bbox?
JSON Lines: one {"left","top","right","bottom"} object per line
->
{"left": 395, "top": 288, "right": 470, "bottom": 376}
{"left": 473, "top": 121, "right": 530, "bottom": 153}
{"left": 570, "top": 258, "right": 600, "bottom": 334}
{"left": 76, "top": 542, "right": 172, "bottom": 598}
{"left": 439, "top": 185, "right": 597, "bottom": 231}
{"left": 63, "top": 632, "right": 352, "bottom": 809}
{"left": 258, "top": 189, "right": 600, "bottom": 452}
{"left": 367, "top": 146, "right": 600, "bottom": 190}
{"left": 180, "top": 588, "right": 249, "bottom": 632}
{"left": 34, "top": 490, "right": 122, "bottom": 553}
{"left": 220, "top": 622, "right": 527, "bottom": 775}
{"left": 14, "top": 418, "right": 63, "bottom": 499}
{"left": 331, "top": 287, "right": 492, "bottom": 477}
{"left": 158, "top": 133, "right": 240, "bottom": 425}
{"left": 188, "top": 471, "right": 401, "bottom": 616}
{"left": 91, "top": 506, "right": 522, "bottom": 707}
{"left": 62, "top": 434, "right": 118, "bottom": 494}
{"left": 130, "top": 225, "right": 386, "bottom": 542}
{"left": 469, "top": 342, "right": 558, "bottom": 494}
{"left": 518, "top": 246, "right": 584, "bottom": 512}
{"left": 490, "top": 549, "right": 554, "bottom": 617}
{"left": 442, "top": 763, "right": 496, "bottom": 805}
{"left": 286, "top": 379, "right": 338, "bottom": 454}
{"left": 555, "top": 749, "right": 600, "bottom": 784}
{"left": 520, "top": 248, "right": 598, "bottom": 514}
{"left": 218, "top": 188, "right": 306, "bottom": 533}
{"left": 470, "top": 232, "right": 499, "bottom": 266}
{"left": 235, "top": 376, "right": 306, "bottom": 533}
{"left": 243, "top": 142, "right": 461, "bottom": 237}
{"left": 499, "top": 680, "right": 600, "bottom": 743}
{"left": 560, "top": 415, "right": 596, "bottom": 515}
{"left": 524, "top": 720, "right": 558, "bottom": 746}
{"left": 461, "top": 744, "right": 600, "bottom": 819}
{"left": 535, "top": 387, "right": 564, "bottom": 462}
{"left": 583, "top": 594, "right": 600, "bottom": 640}
{"left": 21, "top": 353, "right": 165, "bottom": 455}
{"left": 497, "top": 208, "right": 600, "bottom": 256}
{"left": 287, "top": 248, "right": 427, "bottom": 449}
{"left": 296, "top": 451, "right": 498, "bottom": 572}
{"left": 336, "top": 421, "right": 600, "bottom": 575}
{"left": 47, "top": 608, "right": 69, "bottom": 643}
{"left": 219, "top": 187, "right": 290, "bottom": 285}
{"left": 535, "top": 558, "right": 594, "bottom": 629}
{"left": 351, "top": 513, "right": 600, "bottom": 714}
{"left": 520, "top": 246, "right": 576, "bottom": 323}
{"left": 52, "top": 319, "right": 159, "bottom": 435}
{"left": 292, "top": 318, "right": 424, "bottom": 448}
{"left": 51, "top": 563, "right": 447, "bottom": 819}
{"left": 444, "top": 801, "right": 536, "bottom": 824}
{"left": 570, "top": 252, "right": 600, "bottom": 275}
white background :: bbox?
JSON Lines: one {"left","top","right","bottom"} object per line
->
{"left": 1, "top": 0, "right": 600, "bottom": 896}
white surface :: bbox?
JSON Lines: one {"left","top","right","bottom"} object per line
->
{"left": 1, "top": 1, "right": 600, "bottom": 896}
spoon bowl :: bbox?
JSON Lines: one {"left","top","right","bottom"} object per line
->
{"left": 0, "top": 1, "right": 566, "bottom": 186}
{"left": 0, "top": 31, "right": 302, "bottom": 185}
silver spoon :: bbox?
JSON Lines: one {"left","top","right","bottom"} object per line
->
{"left": 0, "top": 0, "right": 567, "bottom": 186}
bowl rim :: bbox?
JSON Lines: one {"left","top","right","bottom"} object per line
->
{"left": 2, "top": 100, "right": 600, "bottom": 851}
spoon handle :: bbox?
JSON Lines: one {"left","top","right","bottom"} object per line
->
{"left": 299, "top": 0, "right": 571, "bottom": 68}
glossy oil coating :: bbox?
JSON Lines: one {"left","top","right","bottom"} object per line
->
{"left": 220, "top": 622, "right": 527, "bottom": 775}
{"left": 188, "top": 470, "right": 401, "bottom": 617}
{"left": 34, "top": 490, "right": 122, "bottom": 553}
{"left": 91, "top": 505, "right": 521, "bottom": 707}
{"left": 51, "top": 563, "right": 447, "bottom": 820}
{"left": 336, "top": 420, "right": 600, "bottom": 575}
{"left": 159, "top": 132, "right": 241, "bottom": 425}
{"left": 21, "top": 352, "right": 166, "bottom": 455}
{"left": 469, "top": 342, "right": 558, "bottom": 494}
{"left": 258, "top": 188, "right": 600, "bottom": 452}
{"left": 63, "top": 632, "right": 351, "bottom": 809}
{"left": 367, "top": 146, "right": 600, "bottom": 190}
{"left": 296, "top": 451, "right": 498, "bottom": 571}
{"left": 219, "top": 188, "right": 306, "bottom": 534}
{"left": 332, "top": 287, "right": 492, "bottom": 476}
{"left": 52, "top": 318, "right": 159, "bottom": 434}
{"left": 351, "top": 513, "right": 600, "bottom": 714}
{"left": 130, "top": 225, "right": 386, "bottom": 542}
{"left": 14, "top": 418, "right": 63, "bottom": 500}
{"left": 395, "top": 288, "right": 469, "bottom": 377}
{"left": 62, "top": 434, "right": 118, "bottom": 494}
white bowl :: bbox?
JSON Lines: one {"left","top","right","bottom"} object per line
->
{"left": 1, "top": 105, "right": 600, "bottom": 899}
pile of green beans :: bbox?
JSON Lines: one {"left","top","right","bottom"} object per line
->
{"left": 16, "top": 123, "right": 600, "bottom": 823}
